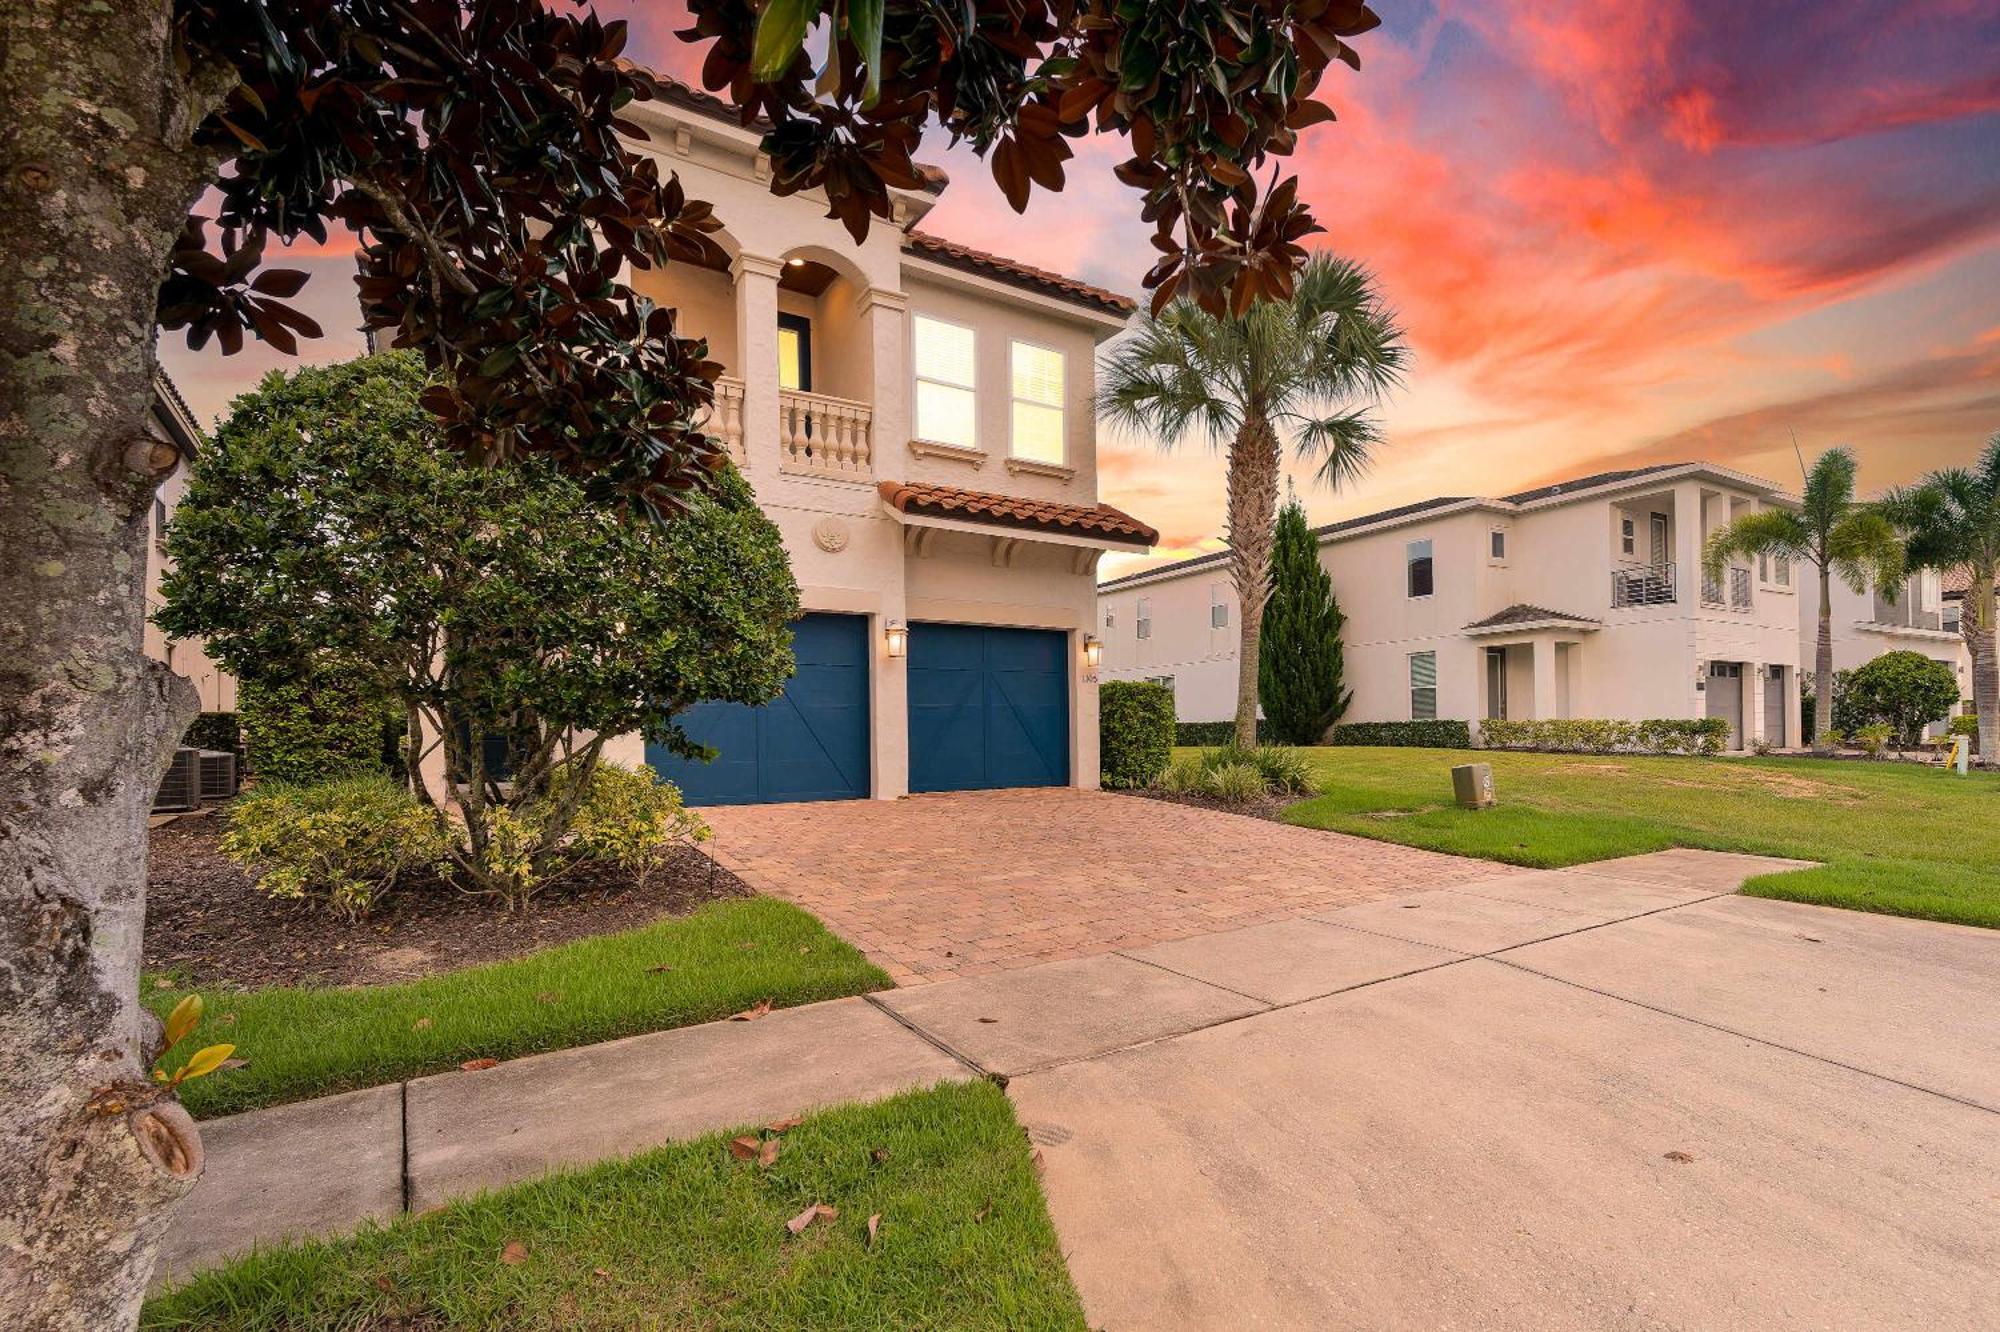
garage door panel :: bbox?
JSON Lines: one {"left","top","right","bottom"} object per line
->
{"left": 648, "top": 613, "right": 870, "bottom": 805}
{"left": 910, "top": 623, "right": 1068, "bottom": 793}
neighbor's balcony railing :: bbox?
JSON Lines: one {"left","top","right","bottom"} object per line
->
{"left": 779, "top": 388, "right": 873, "bottom": 478}
{"left": 700, "top": 376, "right": 747, "bottom": 463}
{"left": 1611, "top": 561, "right": 1677, "bottom": 608}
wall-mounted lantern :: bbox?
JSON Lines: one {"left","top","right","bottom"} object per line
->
{"left": 1083, "top": 635, "right": 1103, "bottom": 669}
{"left": 885, "top": 620, "right": 908, "bottom": 658}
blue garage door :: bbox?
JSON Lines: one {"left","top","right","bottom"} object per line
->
{"left": 908, "top": 623, "right": 1069, "bottom": 793}
{"left": 647, "top": 613, "right": 869, "bottom": 805}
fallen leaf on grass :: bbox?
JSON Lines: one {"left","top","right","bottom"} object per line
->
{"left": 460, "top": 1058, "right": 500, "bottom": 1072}
{"left": 372, "top": 1275, "right": 397, "bottom": 1294}
{"left": 499, "top": 1240, "right": 529, "bottom": 1265}
{"left": 592, "top": 1267, "right": 611, "bottom": 1280}
{"left": 758, "top": 1138, "right": 781, "bottom": 1167}
{"left": 974, "top": 1199, "right": 993, "bottom": 1224}
{"left": 869, "top": 1147, "right": 890, "bottom": 1165}
{"left": 786, "top": 1203, "right": 838, "bottom": 1235}
{"left": 412, "top": 1017, "right": 432, "bottom": 1031}
{"left": 536, "top": 991, "right": 560, "bottom": 1004}
{"left": 727, "top": 1135, "right": 761, "bottom": 1161}
{"left": 218, "top": 1057, "right": 250, "bottom": 1071}
{"left": 645, "top": 963, "right": 676, "bottom": 974}
{"left": 1663, "top": 1150, "right": 1696, "bottom": 1164}
{"left": 866, "top": 1213, "right": 881, "bottom": 1247}
{"left": 730, "top": 999, "right": 774, "bottom": 1022}
{"left": 766, "top": 1115, "right": 804, "bottom": 1133}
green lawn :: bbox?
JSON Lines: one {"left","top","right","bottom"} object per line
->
{"left": 1271, "top": 747, "right": 2000, "bottom": 930}
{"left": 144, "top": 1081, "right": 1085, "bottom": 1332}
{"left": 148, "top": 897, "right": 891, "bottom": 1119}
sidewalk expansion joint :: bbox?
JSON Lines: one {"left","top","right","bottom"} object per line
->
{"left": 861, "top": 991, "right": 991, "bottom": 1080}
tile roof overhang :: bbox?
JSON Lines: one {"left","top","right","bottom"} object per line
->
{"left": 1463, "top": 603, "right": 1603, "bottom": 636}
{"left": 901, "top": 231, "right": 1136, "bottom": 318}
{"left": 878, "top": 480, "right": 1157, "bottom": 550}
{"left": 1942, "top": 567, "right": 1996, "bottom": 599}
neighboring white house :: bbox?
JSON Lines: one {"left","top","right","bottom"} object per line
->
{"left": 1098, "top": 462, "right": 1805, "bottom": 751}
{"left": 142, "top": 372, "right": 236, "bottom": 714}
{"left": 571, "top": 76, "right": 1152, "bottom": 803}
{"left": 1800, "top": 566, "right": 1971, "bottom": 719}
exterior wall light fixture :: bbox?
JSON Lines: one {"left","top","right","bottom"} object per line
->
{"left": 1083, "top": 635, "right": 1103, "bottom": 669}
{"left": 885, "top": 620, "right": 908, "bottom": 658}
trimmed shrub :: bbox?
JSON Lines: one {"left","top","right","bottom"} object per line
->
{"left": 1949, "top": 714, "right": 1979, "bottom": 738}
{"left": 1158, "top": 755, "right": 1207, "bottom": 795}
{"left": 238, "top": 668, "right": 386, "bottom": 784}
{"left": 1326, "top": 720, "right": 1473, "bottom": 749}
{"left": 1101, "top": 681, "right": 1177, "bottom": 789}
{"left": 1845, "top": 651, "right": 1961, "bottom": 747}
{"left": 539, "top": 763, "right": 707, "bottom": 890}
{"left": 221, "top": 776, "right": 447, "bottom": 917}
{"left": 181, "top": 711, "right": 242, "bottom": 755}
{"left": 1854, "top": 723, "right": 1895, "bottom": 757}
{"left": 1480, "top": 717, "right": 1730, "bottom": 756}
{"left": 1176, "top": 719, "right": 1268, "bottom": 747}
{"left": 1258, "top": 497, "right": 1352, "bottom": 744}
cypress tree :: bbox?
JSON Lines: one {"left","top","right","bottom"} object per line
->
{"left": 1258, "top": 498, "right": 1352, "bottom": 744}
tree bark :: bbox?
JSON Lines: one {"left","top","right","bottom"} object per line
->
{"left": 1224, "top": 413, "right": 1281, "bottom": 750}
{"left": 1965, "top": 570, "right": 1998, "bottom": 767}
{"left": 1, "top": 3, "right": 224, "bottom": 1325}
{"left": 1813, "top": 564, "right": 1836, "bottom": 754}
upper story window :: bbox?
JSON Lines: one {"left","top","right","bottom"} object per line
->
{"left": 1620, "top": 516, "right": 1636, "bottom": 557}
{"left": 1406, "top": 539, "right": 1435, "bottom": 598}
{"left": 776, "top": 312, "right": 812, "bottom": 392}
{"left": 1009, "top": 340, "right": 1065, "bottom": 464}
{"left": 913, "top": 315, "right": 977, "bottom": 449}
{"left": 1409, "top": 651, "right": 1438, "bottom": 720}
{"left": 1210, "top": 585, "right": 1229, "bottom": 629}
{"left": 1489, "top": 529, "right": 1507, "bottom": 562}
{"left": 1135, "top": 597, "right": 1152, "bottom": 640}
{"left": 1774, "top": 555, "right": 1791, "bottom": 587}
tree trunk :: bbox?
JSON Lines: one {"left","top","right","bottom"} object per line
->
{"left": 1813, "top": 564, "right": 1836, "bottom": 754}
{"left": 1965, "top": 570, "right": 1998, "bottom": 767}
{"left": 1, "top": 4, "right": 225, "bottom": 1325}
{"left": 1224, "top": 414, "right": 1281, "bottom": 749}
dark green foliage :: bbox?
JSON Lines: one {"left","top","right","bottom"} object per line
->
{"left": 179, "top": 711, "right": 240, "bottom": 755}
{"left": 237, "top": 668, "right": 384, "bottom": 784}
{"left": 1259, "top": 499, "right": 1351, "bottom": 744}
{"left": 1099, "top": 682, "right": 1177, "bottom": 789}
{"left": 1177, "top": 720, "right": 1270, "bottom": 746}
{"left": 1846, "top": 651, "right": 1962, "bottom": 746}
{"left": 1480, "top": 717, "right": 1732, "bottom": 756}
{"left": 1328, "top": 721, "right": 1473, "bottom": 749}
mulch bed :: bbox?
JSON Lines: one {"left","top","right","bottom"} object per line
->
{"left": 1124, "top": 787, "right": 1297, "bottom": 823}
{"left": 144, "top": 811, "right": 750, "bottom": 991}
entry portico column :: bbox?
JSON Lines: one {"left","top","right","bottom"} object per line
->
{"left": 731, "top": 253, "right": 784, "bottom": 480}
{"left": 1531, "top": 638, "right": 1560, "bottom": 721}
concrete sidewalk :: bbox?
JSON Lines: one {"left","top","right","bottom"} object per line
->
{"left": 157, "top": 848, "right": 2000, "bottom": 1330}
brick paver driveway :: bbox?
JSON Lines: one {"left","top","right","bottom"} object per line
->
{"left": 701, "top": 789, "right": 1517, "bottom": 985}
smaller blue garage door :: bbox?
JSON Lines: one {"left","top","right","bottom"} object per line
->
{"left": 647, "top": 613, "right": 870, "bottom": 805}
{"left": 908, "top": 623, "right": 1069, "bottom": 793}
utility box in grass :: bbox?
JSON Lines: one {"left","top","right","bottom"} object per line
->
{"left": 1452, "top": 762, "right": 1495, "bottom": 810}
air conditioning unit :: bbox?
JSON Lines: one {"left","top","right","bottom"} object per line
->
{"left": 196, "top": 749, "right": 238, "bottom": 802}
{"left": 153, "top": 748, "right": 199, "bottom": 813}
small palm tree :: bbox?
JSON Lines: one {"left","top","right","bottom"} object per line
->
{"left": 1703, "top": 446, "right": 1904, "bottom": 753}
{"left": 1099, "top": 254, "right": 1407, "bottom": 748}
{"left": 1878, "top": 433, "right": 2000, "bottom": 765}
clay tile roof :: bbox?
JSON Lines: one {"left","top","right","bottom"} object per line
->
{"left": 617, "top": 63, "right": 948, "bottom": 194}
{"left": 1464, "top": 603, "right": 1603, "bottom": 631}
{"left": 1942, "top": 567, "right": 1996, "bottom": 598}
{"left": 902, "top": 231, "right": 1136, "bottom": 317}
{"left": 878, "top": 480, "right": 1158, "bottom": 547}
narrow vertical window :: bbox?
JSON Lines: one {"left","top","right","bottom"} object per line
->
{"left": 1136, "top": 597, "right": 1152, "bottom": 640}
{"left": 1009, "top": 340, "right": 1065, "bottom": 463}
{"left": 1210, "top": 586, "right": 1229, "bottom": 628}
{"left": 1406, "top": 539, "right": 1435, "bottom": 598}
{"left": 913, "top": 315, "right": 977, "bottom": 449}
{"left": 1409, "top": 651, "right": 1438, "bottom": 720}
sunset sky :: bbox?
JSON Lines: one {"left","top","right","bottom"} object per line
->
{"left": 159, "top": 1, "right": 2000, "bottom": 579}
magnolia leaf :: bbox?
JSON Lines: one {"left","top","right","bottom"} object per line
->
{"left": 758, "top": 1137, "right": 781, "bottom": 1168}
{"left": 752, "top": 0, "right": 818, "bottom": 82}
{"left": 460, "top": 1057, "right": 500, "bottom": 1072}
{"left": 845, "top": 0, "right": 884, "bottom": 105}
{"left": 499, "top": 1239, "right": 530, "bottom": 1265}
{"left": 728, "top": 1135, "right": 761, "bottom": 1161}
{"left": 178, "top": 1043, "right": 236, "bottom": 1082}
{"left": 866, "top": 1212, "right": 881, "bottom": 1246}
{"left": 730, "top": 999, "right": 773, "bottom": 1022}
{"left": 163, "top": 994, "right": 203, "bottom": 1049}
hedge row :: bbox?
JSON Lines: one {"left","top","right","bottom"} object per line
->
{"left": 1327, "top": 720, "right": 1473, "bottom": 749}
{"left": 180, "top": 711, "right": 242, "bottom": 754}
{"left": 1478, "top": 717, "right": 1731, "bottom": 756}
{"left": 1174, "top": 720, "right": 1268, "bottom": 747}
{"left": 1101, "top": 682, "right": 1177, "bottom": 788}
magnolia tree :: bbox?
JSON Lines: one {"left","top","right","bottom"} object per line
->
{"left": 155, "top": 353, "right": 800, "bottom": 901}
{"left": 0, "top": 0, "right": 1380, "bottom": 1323}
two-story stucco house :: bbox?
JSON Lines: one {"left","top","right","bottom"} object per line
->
{"left": 581, "top": 78, "right": 1154, "bottom": 803}
{"left": 1098, "top": 462, "right": 1804, "bottom": 750}
{"left": 1800, "top": 567, "right": 1971, "bottom": 715}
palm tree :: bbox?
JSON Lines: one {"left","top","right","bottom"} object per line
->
{"left": 1703, "top": 445, "right": 1904, "bottom": 753}
{"left": 1099, "top": 254, "right": 1407, "bottom": 748}
{"left": 1878, "top": 432, "right": 2000, "bottom": 765}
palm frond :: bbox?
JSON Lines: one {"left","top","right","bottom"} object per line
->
{"left": 1828, "top": 510, "right": 1906, "bottom": 596}
{"left": 1702, "top": 508, "right": 1808, "bottom": 580}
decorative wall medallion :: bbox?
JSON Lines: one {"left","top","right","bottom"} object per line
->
{"left": 811, "top": 516, "right": 851, "bottom": 554}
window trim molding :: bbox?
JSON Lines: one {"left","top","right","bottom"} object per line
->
{"left": 1006, "top": 336, "right": 1068, "bottom": 466}
{"left": 910, "top": 311, "right": 980, "bottom": 452}
{"left": 1406, "top": 537, "right": 1436, "bottom": 600}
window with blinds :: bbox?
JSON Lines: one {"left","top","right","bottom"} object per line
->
{"left": 1010, "top": 340, "right": 1065, "bottom": 463}
{"left": 914, "top": 315, "right": 977, "bottom": 449}
{"left": 1409, "top": 650, "right": 1438, "bottom": 720}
